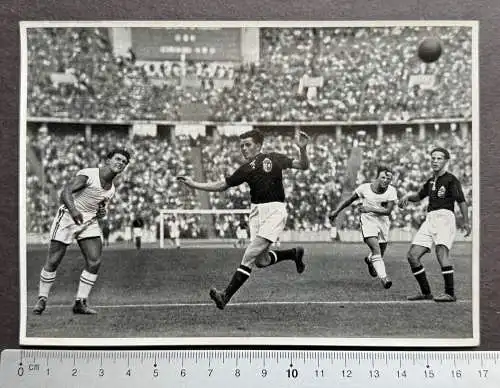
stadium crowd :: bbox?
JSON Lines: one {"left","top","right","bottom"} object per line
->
{"left": 203, "top": 130, "right": 472, "bottom": 234}
{"left": 28, "top": 129, "right": 199, "bottom": 234}
{"left": 27, "top": 26, "right": 472, "bottom": 122}
{"left": 25, "top": 26, "right": 473, "bottom": 239}
{"left": 27, "top": 127, "right": 472, "bottom": 238}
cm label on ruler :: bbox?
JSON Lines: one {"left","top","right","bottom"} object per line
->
{"left": 2, "top": 350, "right": 499, "bottom": 387}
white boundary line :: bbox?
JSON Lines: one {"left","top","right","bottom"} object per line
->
{"left": 37, "top": 299, "right": 473, "bottom": 309}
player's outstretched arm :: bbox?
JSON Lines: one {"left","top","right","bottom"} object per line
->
{"left": 398, "top": 192, "right": 421, "bottom": 208}
{"left": 177, "top": 176, "right": 229, "bottom": 192}
{"left": 60, "top": 175, "right": 88, "bottom": 224}
{"left": 330, "top": 192, "right": 359, "bottom": 220}
{"left": 360, "top": 201, "right": 395, "bottom": 215}
{"left": 291, "top": 130, "right": 310, "bottom": 170}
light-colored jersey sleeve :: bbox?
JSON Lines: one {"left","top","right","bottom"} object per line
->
{"left": 76, "top": 168, "right": 94, "bottom": 186}
{"left": 354, "top": 183, "right": 367, "bottom": 198}
{"left": 388, "top": 186, "right": 398, "bottom": 201}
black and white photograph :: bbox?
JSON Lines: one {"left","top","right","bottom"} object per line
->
{"left": 19, "top": 21, "right": 479, "bottom": 346}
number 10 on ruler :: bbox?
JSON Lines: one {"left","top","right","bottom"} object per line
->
{"left": 2, "top": 350, "right": 499, "bottom": 387}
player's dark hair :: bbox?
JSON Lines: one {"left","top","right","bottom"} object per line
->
{"left": 430, "top": 147, "right": 450, "bottom": 160}
{"left": 107, "top": 148, "right": 131, "bottom": 164}
{"left": 376, "top": 165, "right": 393, "bottom": 177}
{"left": 239, "top": 129, "right": 264, "bottom": 145}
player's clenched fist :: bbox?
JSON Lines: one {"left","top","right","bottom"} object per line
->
{"left": 177, "top": 176, "right": 194, "bottom": 187}
{"left": 294, "top": 128, "right": 310, "bottom": 149}
{"left": 69, "top": 209, "right": 84, "bottom": 225}
{"left": 398, "top": 196, "right": 410, "bottom": 208}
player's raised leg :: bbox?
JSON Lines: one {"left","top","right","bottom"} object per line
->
{"left": 364, "top": 236, "right": 391, "bottom": 289}
{"left": 256, "top": 244, "right": 305, "bottom": 273}
{"left": 73, "top": 237, "right": 103, "bottom": 314}
{"left": 433, "top": 244, "right": 456, "bottom": 302}
{"left": 406, "top": 244, "right": 433, "bottom": 300}
{"left": 33, "top": 240, "right": 68, "bottom": 314}
{"left": 253, "top": 203, "right": 304, "bottom": 273}
{"left": 209, "top": 236, "right": 271, "bottom": 310}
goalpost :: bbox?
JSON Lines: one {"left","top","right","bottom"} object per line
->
{"left": 159, "top": 209, "right": 251, "bottom": 248}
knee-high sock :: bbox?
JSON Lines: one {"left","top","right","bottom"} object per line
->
{"left": 224, "top": 265, "right": 252, "bottom": 301}
{"left": 39, "top": 268, "right": 57, "bottom": 298}
{"left": 370, "top": 254, "right": 387, "bottom": 278}
{"left": 76, "top": 270, "right": 98, "bottom": 300}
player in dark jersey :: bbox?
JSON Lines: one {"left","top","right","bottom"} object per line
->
{"left": 399, "top": 147, "right": 471, "bottom": 302}
{"left": 177, "top": 129, "right": 309, "bottom": 310}
{"left": 132, "top": 214, "right": 145, "bottom": 250}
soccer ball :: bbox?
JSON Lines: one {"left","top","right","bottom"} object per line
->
{"left": 418, "top": 37, "right": 442, "bottom": 63}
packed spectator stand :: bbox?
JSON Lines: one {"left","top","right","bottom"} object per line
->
{"left": 26, "top": 26, "right": 473, "bottom": 239}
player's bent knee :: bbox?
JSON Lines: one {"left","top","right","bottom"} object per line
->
{"left": 254, "top": 253, "right": 270, "bottom": 268}
{"left": 407, "top": 251, "right": 419, "bottom": 266}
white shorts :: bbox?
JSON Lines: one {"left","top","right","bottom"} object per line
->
{"left": 236, "top": 229, "right": 248, "bottom": 239}
{"left": 49, "top": 209, "right": 102, "bottom": 245}
{"left": 133, "top": 227, "right": 143, "bottom": 237}
{"left": 360, "top": 214, "right": 390, "bottom": 243}
{"left": 169, "top": 231, "right": 180, "bottom": 239}
{"left": 249, "top": 202, "right": 287, "bottom": 243}
{"left": 412, "top": 209, "right": 456, "bottom": 250}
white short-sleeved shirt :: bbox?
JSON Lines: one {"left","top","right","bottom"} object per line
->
{"left": 60, "top": 168, "right": 115, "bottom": 219}
{"left": 354, "top": 183, "right": 398, "bottom": 220}
{"left": 168, "top": 221, "right": 180, "bottom": 234}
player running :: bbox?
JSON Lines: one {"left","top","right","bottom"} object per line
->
{"left": 330, "top": 166, "right": 398, "bottom": 289}
{"left": 178, "top": 129, "right": 309, "bottom": 310}
{"left": 399, "top": 147, "right": 471, "bottom": 302}
{"left": 32, "top": 149, "right": 131, "bottom": 315}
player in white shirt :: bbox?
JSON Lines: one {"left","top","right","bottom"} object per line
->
{"left": 330, "top": 166, "right": 398, "bottom": 289}
{"left": 235, "top": 218, "right": 249, "bottom": 248}
{"left": 33, "top": 149, "right": 130, "bottom": 315}
{"left": 167, "top": 216, "right": 181, "bottom": 249}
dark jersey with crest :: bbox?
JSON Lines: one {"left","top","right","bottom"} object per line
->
{"left": 225, "top": 152, "right": 293, "bottom": 204}
{"left": 417, "top": 172, "right": 466, "bottom": 212}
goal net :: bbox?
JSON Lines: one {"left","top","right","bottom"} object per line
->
{"left": 159, "top": 209, "right": 251, "bottom": 248}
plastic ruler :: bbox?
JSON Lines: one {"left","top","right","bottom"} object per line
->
{"left": 1, "top": 349, "right": 499, "bottom": 387}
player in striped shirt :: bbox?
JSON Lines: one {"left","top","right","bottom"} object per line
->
{"left": 32, "top": 149, "right": 130, "bottom": 315}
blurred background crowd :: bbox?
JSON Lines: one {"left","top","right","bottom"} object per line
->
{"left": 27, "top": 26, "right": 471, "bottom": 122}
{"left": 25, "top": 26, "right": 473, "bottom": 240}
{"left": 27, "top": 129, "right": 472, "bottom": 238}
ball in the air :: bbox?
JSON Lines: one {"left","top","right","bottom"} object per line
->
{"left": 418, "top": 37, "right": 443, "bottom": 63}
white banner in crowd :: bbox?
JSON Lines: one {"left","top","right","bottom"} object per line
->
{"left": 408, "top": 74, "right": 436, "bottom": 90}
{"left": 132, "top": 122, "right": 157, "bottom": 137}
{"left": 217, "top": 124, "right": 253, "bottom": 136}
{"left": 175, "top": 123, "right": 206, "bottom": 138}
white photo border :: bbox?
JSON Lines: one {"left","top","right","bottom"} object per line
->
{"left": 19, "top": 20, "right": 480, "bottom": 347}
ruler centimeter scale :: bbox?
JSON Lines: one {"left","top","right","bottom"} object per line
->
{"left": 1, "top": 350, "right": 499, "bottom": 387}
